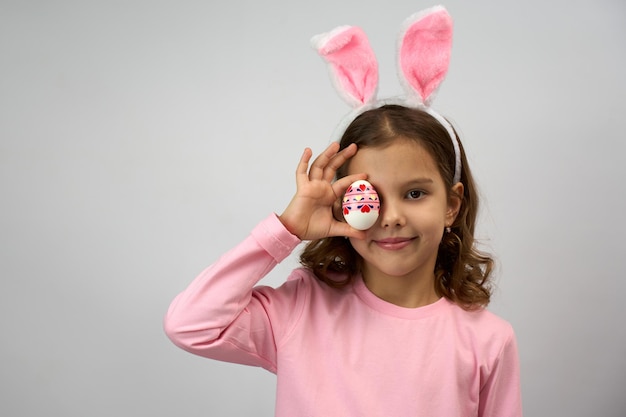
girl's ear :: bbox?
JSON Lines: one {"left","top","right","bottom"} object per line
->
{"left": 312, "top": 26, "right": 379, "bottom": 108}
{"left": 446, "top": 182, "right": 464, "bottom": 225}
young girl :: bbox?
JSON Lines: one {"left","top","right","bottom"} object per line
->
{"left": 165, "top": 7, "right": 521, "bottom": 417}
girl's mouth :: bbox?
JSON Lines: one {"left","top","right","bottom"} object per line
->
{"left": 374, "top": 237, "right": 416, "bottom": 250}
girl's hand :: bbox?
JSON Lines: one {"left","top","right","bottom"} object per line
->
{"left": 279, "top": 142, "right": 367, "bottom": 241}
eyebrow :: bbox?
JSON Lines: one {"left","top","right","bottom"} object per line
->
{"left": 404, "top": 178, "right": 435, "bottom": 186}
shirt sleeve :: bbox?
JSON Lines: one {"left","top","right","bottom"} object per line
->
{"left": 163, "top": 214, "right": 302, "bottom": 373}
{"left": 478, "top": 326, "right": 523, "bottom": 417}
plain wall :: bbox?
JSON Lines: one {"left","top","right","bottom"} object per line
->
{"left": 1, "top": 1, "right": 625, "bottom": 416}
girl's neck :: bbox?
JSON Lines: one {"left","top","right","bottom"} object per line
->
{"left": 361, "top": 267, "right": 439, "bottom": 308}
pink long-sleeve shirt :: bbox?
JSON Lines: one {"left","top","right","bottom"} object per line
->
{"left": 164, "top": 214, "right": 522, "bottom": 416}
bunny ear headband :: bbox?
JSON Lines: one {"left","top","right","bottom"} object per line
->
{"left": 311, "top": 5, "right": 461, "bottom": 184}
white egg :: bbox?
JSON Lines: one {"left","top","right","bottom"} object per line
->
{"left": 342, "top": 180, "right": 380, "bottom": 230}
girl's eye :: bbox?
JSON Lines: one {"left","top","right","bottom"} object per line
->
{"left": 406, "top": 190, "right": 425, "bottom": 200}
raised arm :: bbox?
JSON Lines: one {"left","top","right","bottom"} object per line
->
{"left": 164, "top": 142, "right": 364, "bottom": 369}
{"left": 163, "top": 213, "right": 300, "bottom": 370}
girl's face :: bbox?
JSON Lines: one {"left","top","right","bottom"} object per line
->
{"left": 347, "top": 139, "right": 462, "bottom": 286}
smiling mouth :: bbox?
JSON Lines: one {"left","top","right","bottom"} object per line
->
{"left": 374, "top": 237, "right": 416, "bottom": 250}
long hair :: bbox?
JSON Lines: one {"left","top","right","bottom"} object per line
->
{"left": 299, "top": 105, "right": 493, "bottom": 309}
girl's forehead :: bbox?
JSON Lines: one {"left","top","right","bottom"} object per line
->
{"left": 347, "top": 140, "right": 440, "bottom": 179}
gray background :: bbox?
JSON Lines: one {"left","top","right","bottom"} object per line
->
{"left": 2, "top": 1, "right": 625, "bottom": 416}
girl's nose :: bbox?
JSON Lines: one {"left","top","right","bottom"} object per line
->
{"left": 379, "top": 199, "right": 406, "bottom": 228}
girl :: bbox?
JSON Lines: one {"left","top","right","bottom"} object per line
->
{"left": 165, "top": 8, "right": 521, "bottom": 417}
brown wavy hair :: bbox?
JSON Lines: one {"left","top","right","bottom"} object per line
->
{"left": 299, "top": 105, "right": 493, "bottom": 309}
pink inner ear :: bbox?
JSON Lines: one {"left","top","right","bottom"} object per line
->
{"left": 317, "top": 26, "right": 378, "bottom": 106}
{"left": 400, "top": 9, "right": 453, "bottom": 103}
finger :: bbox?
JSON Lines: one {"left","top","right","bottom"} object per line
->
{"left": 295, "top": 147, "right": 313, "bottom": 186}
{"left": 331, "top": 172, "right": 368, "bottom": 197}
{"left": 332, "top": 198, "right": 344, "bottom": 222}
{"left": 308, "top": 142, "right": 340, "bottom": 180}
{"left": 330, "top": 222, "right": 368, "bottom": 240}
{"left": 323, "top": 143, "right": 358, "bottom": 182}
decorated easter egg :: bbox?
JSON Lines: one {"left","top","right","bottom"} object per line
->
{"left": 342, "top": 180, "right": 380, "bottom": 230}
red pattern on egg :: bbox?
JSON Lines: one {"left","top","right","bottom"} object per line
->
{"left": 342, "top": 180, "right": 380, "bottom": 230}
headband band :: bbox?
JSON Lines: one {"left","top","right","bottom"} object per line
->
{"left": 312, "top": 5, "right": 461, "bottom": 184}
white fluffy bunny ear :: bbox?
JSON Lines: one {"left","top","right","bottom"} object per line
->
{"left": 397, "top": 6, "right": 453, "bottom": 106}
{"left": 312, "top": 26, "right": 379, "bottom": 108}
